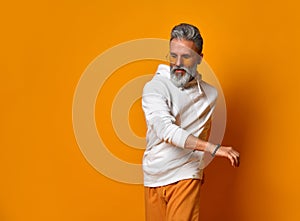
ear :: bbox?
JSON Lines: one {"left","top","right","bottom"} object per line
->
{"left": 197, "top": 53, "right": 203, "bottom": 64}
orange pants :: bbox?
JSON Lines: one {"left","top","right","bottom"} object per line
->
{"left": 144, "top": 179, "right": 202, "bottom": 221}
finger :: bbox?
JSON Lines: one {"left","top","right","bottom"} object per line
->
{"left": 233, "top": 154, "right": 240, "bottom": 167}
{"left": 231, "top": 149, "right": 240, "bottom": 157}
{"left": 227, "top": 153, "right": 235, "bottom": 167}
{"left": 236, "top": 157, "right": 240, "bottom": 167}
{"left": 228, "top": 152, "right": 239, "bottom": 167}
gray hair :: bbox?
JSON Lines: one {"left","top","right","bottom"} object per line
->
{"left": 170, "top": 23, "right": 203, "bottom": 54}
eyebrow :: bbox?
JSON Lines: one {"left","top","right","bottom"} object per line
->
{"left": 170, "top": 51, "right": 193, "bottom": 57}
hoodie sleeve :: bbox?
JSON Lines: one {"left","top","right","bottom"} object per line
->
{"left": 142, "top": 81, "right": 191, "bottom": 148}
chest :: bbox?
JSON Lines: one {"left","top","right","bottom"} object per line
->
{"left": 166, "top": 85, "right": 216, "bottom": 122}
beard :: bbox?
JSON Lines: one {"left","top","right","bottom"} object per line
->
{"left": 170, "top": 65, "right": 197, "bottom": 88}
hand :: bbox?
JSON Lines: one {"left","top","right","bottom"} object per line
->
{"left": 206, "top": 143, "right": 240, "bottom": 167}
{"left": 215, "top": 146, "right": 240, "bottom": 167}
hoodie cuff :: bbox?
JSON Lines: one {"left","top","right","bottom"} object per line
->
{"left": 173, "top": 129, "right": 191, "bottom": 148}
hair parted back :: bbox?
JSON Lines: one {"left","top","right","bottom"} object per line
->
{"left": 170, "top": 23, "right": 203, "bottom": 54}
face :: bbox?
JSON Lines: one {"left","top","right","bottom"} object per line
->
{"left": 169, "top": 38, "right": 202, "bottom": 87}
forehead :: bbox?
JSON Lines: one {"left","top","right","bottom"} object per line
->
{"left": 170, "top": 38, "right": 198, "bottom": 54}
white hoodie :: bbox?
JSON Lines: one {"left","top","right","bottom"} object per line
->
{"left": 142, "top": 64, "right": 218, "bottom": 187}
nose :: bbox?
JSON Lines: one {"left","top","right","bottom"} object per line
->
{"left": 174, "top": 56, "right": 182, "bottom": 66}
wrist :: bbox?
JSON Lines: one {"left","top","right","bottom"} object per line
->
{"left": 211, "top": 144, "right": 221, "bottom": 157}
{"left": 206, "top": 143, "right": 221, "bottom": 156}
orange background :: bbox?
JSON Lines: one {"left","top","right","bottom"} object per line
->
{"left": 1, "top": 0, "right": 300, "bottom": 220}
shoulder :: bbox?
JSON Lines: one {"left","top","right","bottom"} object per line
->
{"left": 200, "top": 80, "right": 218, "bottom": 97}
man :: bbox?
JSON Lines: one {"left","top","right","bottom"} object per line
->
{"left": 142, "top": 23, "right": 240, "bottom": 221}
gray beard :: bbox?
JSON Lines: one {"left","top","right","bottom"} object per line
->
{"left": 170, "top": 65, "right": 197, "bottom": 88}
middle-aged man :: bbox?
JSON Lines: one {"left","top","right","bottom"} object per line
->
{"left": 142, "top": 23, "right": 240, "bottom": 221}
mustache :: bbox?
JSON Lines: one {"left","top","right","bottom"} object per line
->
{"left": 170, "top": 66, "right": 189, "bottom": 73}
